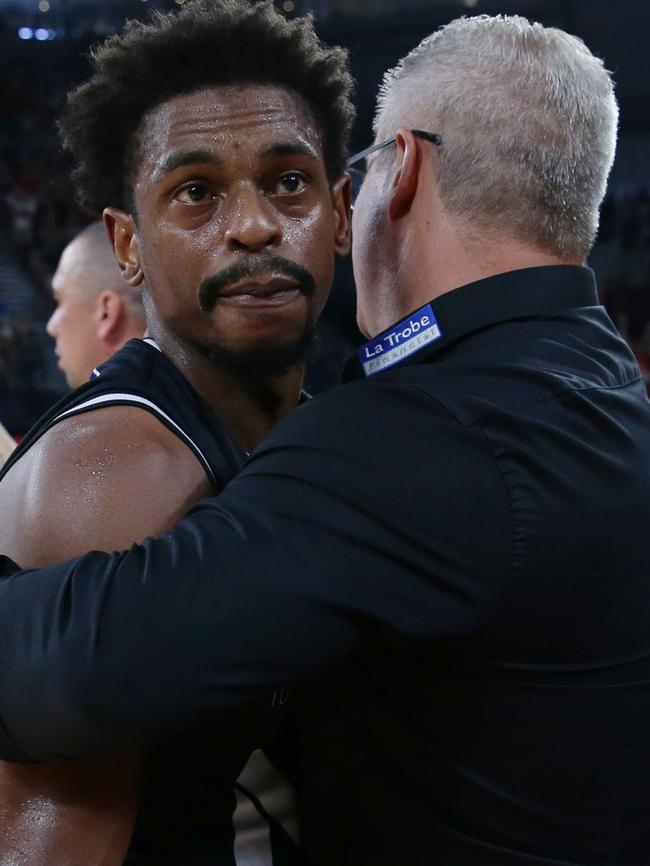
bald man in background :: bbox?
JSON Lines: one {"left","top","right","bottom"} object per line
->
{"left": 1, "top": 223, "right": 134, "bottom": 467}
{"left": 47, "top": 222, "right": 145, "bottom": 388}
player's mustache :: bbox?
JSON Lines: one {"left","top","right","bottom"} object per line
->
{"left": 199, "top": 257, "right": 316, "bottom": 312}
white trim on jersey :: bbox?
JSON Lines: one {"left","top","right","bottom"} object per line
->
{"left": 233, "top": 749, "right": 300, "bottom": 866}
{"left": 233, "top": 785, "right": 274, "bottom": 866}
{"left": 53, "top": 392, "right": 217, "bottom": 487}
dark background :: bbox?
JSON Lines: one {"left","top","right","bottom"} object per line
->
{"left": 0, "top": 0, "right": 648, "bottom": 433}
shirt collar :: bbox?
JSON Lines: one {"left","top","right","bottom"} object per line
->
{"left": 343, "top": 265, "right": 599, "bottom": 382}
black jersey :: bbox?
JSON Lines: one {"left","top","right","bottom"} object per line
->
{"left": 0, "top": 337, "right": 243, "bottom": 491}
{"left": 0, "top": 338, "right": 301, "bottom": 866}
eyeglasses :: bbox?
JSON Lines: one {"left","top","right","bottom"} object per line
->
{"left": 346, "top": 129, "right": 442, "bottom": 204}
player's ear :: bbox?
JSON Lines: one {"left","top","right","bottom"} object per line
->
{"left": 332, "top": 174, "right": 352, "bottom": 258}
{"left": 104, "top": 207, "right": 144, "bottom": 287}
{"left": 388, "top": 128, "right": 421, "bottom": 222}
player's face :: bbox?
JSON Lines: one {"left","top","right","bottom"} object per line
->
{"left": 117, "top": 84, "right": 350, "bottom": 372}
{"left": 47, "top": 241, "right": 103, "bottom": 389}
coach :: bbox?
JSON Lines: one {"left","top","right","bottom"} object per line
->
{"left": 1, "top": 14, "right": 649, "bottom": 866}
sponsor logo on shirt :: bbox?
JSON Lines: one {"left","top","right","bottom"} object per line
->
{"left": 358, "top": 303, "right": 442, "bottom": 376}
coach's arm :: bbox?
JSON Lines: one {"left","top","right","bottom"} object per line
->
{"left": 0, "top": 384, "right": 510, "bottom": 761}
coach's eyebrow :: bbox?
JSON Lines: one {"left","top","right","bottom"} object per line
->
{"left": 153, "top": 149, "right": 223, "bottom": 181}
{"left": 260, "top": 141, "right": 319, "bottom": 161}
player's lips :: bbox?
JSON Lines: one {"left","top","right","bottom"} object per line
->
{"left": 198, "top": 258, "right": 315, "bottom": 313}
{"left": 217, "top": 277, "right": 303, "bottom": 307}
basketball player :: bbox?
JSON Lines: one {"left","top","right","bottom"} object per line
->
{"left": 48, "top": 221, "right": 146, "bottom": 389}
{"left": 0, "top": 1, "right": 352, "bottom": 864}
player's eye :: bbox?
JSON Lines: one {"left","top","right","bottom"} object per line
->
{"left": 274, "top": 173, "right": 306, "bottom": 195}
{"left": 175, "top": 183, "right": 214, "bottom": 204}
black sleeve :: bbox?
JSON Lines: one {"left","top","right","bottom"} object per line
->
{"left": 0, "top": 383, "right": 511, "bottom": 761}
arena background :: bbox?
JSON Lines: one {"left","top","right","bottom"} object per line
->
{"left": 0, "top": 0, "right": 648, "bottom": 436}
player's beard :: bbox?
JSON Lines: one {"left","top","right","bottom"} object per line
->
{"left": 204, "top": 323, "right": 315, "bottom": 379}
{"left": 198, "top": 256, "right": 317, "bottom": 379}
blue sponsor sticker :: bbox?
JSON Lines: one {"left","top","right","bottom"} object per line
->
{"left": 358, "top": 303, "right": 442, "bottom": 377}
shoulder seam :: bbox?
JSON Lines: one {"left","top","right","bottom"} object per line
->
{"left": 407, "top": 384, "right": 516, "bottom": 574}
{"left": 404, "top": 384, "right": 464, "bottom": 425}
{"left": 477, "top": 426, "right": 518, "bottom": 578}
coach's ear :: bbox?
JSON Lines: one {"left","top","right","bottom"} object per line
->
{"left": 332, "top": 173, "right": 352, "bottom": 257}
{"left": 388, "top": 128, "right": 421, "bottom": 222}
{"left": 104, "top": 207, "right": 145, "bottom": 287}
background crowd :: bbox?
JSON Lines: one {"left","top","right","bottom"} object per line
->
{"left": 0, "top": 0, "right": 648, "bottom": 436}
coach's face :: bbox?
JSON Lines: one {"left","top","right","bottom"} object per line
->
{"left": 107, "top": 84, "right": 350, "bottom": 371}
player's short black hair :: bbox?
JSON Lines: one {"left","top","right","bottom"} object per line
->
{"left": 59, "top": 0, "right": 355, "bottom": 214}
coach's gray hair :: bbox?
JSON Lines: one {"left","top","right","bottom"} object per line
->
{"left": 375, "top": 15, "right": 618, "bottom": 259}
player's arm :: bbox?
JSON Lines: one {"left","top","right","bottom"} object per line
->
{"left": 0, "top": 405, "right": 210, "bottom": 566}
{"left": 0, "top": 405, "right": 210, "bottom": 866}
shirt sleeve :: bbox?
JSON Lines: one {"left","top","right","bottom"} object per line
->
{"left": 0, "top": 382, "right": 512, "bottom": 761}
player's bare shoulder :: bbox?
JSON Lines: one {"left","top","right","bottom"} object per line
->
{"left": 0, "top": 404, "right": 211, "bottom": 568}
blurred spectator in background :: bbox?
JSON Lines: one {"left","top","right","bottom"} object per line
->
{"left": 0, "top": 309, "right": 11, "bottom": 389}
{"left": 0, "top": 419, "right": 15, "bottom": 467}
{"left": 5, "top": 178, "right": 39, "bottom": 268}
{"left": 7, "top": 316, "right": 43, "bottom": 387}
{"left": 47, "top": 221, "right": 145, "bottom": 388}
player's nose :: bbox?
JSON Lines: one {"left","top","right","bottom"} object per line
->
{"left": 223, "top": 185, "right": 282, "bottom": 253}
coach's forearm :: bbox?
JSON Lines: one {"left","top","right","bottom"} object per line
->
{"left": 0, "top": 496, "right": 364, "bottom": 760}
{"left": 0, "top": 389, "right": 507, "bottom": 760}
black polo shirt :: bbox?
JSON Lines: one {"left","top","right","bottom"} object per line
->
{"left": 1, "top": 265, "right": 649, "bottom": 865}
